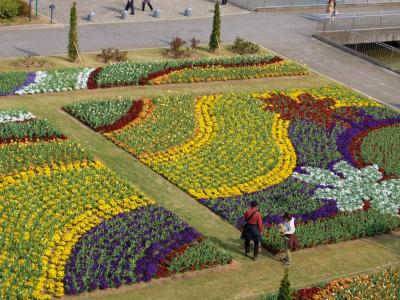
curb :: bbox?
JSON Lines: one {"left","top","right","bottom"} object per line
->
{"left": 0, "top": 23, "right": 64, "bottom": 32}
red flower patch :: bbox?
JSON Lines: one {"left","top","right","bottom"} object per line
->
{"left": 87, "top": 67, "right": 103, "bottom": 89}
{"left": 259, "top": 93, "right": 364, "bottom": 129}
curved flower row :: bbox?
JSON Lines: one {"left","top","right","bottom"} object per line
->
{"left": 293, "top": 263, "right": 400, "bottom": 300}
{"left": 148, "top": 60, "right": 307, "bottom": 85}
{"left": 35, "top": 193, "right": 155, "bottom": 298}
{"left": 0, "top": 159, "right": 156, "bottom": 299}
{"left": 1, "top": 54, "right": 308, "bottom": 96}
{"left": 191, "top": 114, "right": 296, "bottom": 199}
{"left": 104, "top": 94, "right": 196, "bottom": 156}
{"left": 104, "top": 99, "right": 155, "bottom": 134}
{"left": 11, "top": 68, "right": 95, "bottom": 95}
{"left": 139, "top": 95, "right": 220, "bottom": 164}
{"left": 0, "top": 110, "right": 233, "bottom": 299}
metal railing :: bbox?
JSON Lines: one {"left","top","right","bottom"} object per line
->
{"left": 316, "top": 12, "right": 400, "bottom": 32}
{"left": 228, "top": 0, "right": 400, "bottom": 10}
{"left": 346, "top": 41, "right": 400, "bottom": 70}
{"left": 314, "top": 15, "right": 400, "bottom": 73}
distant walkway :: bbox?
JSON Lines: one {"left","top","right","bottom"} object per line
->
{"left": 0, "top": 4, "right": 399, "bottom": 108}
{"left": 37, "top": 0, "right": 247, "bottom": 24}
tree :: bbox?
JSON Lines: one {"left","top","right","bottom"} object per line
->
{"left": 209, "top": 1, "right": 221, "bottom": 53}
{"left": 277, "top": 269, "right": 291, "bottom": 300}
{"left": 68, "top": 1, "right": 79, "bottom": 62}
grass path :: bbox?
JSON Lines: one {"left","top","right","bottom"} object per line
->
{"left": 1, "top": 75, "right": 399, "bottom": 300}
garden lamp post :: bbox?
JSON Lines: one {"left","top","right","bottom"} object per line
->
{"left": 29, "top": 0, "right": 33, "bottom": 21}
{"left": 49, "top": 4, "right": 55, "bottom": 24}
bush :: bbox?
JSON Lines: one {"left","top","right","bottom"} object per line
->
{"left": 0, "top": 0, "right": 21, "bottom": 19}
{"left": 209, "top": 1, "right": 221, "bottom": 52}
{"left": 166, "top": 37, "right": 186, "bottom": 59}
{"left": 277, "top": 269, "right": 291, "bottom": 300}
{"left": 68, "top": 2, "right": 79, "bottom": 62}
{"left": 166, "top": 37, "right": 201, "bottom": 59}
{"left": 17, "top": 0, "right": 30, "bottom": 17}
{"left": 231, "top": 37, "right": 260, "bottom": 55}
{"left": 97, "top": 48, "right": 128, "bottom": 63}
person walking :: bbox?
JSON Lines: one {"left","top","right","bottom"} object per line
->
{"left": 281, "top": 212, "right": 299, "bottom": 266}
{"left": 221, "top": 0, "right": 227, "bottom": 5}
{"left": 241, "top": 200, "right": 263, "bottom": 261}
{"left": 326, "top": 0, "right": 336, "bottom": 21}
{"left": 125, "top": 0, "right": 135, "bottom": 15}
{"left": 142, "top": 0, "right": 154, "bottom": 11}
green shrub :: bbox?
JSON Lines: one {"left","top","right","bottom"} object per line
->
{"left": 68, "top": 2, "right": 79, "bottom": 62}
{"left": 277, "top": 269, "right": 291, "bottom": 300}
{"left": 209, "top": 1, "right": 221, "bottom": 52}
{"left": 17, "top": 0, "right": 30, "bottom": 17}
{"left": 231, "top": 37, "right": 260, "bottom": 55}
{"left": 0, "top": 0, "right": 21, "bottom": 19}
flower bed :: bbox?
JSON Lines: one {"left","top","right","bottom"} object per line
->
{"left": 65, "top": 85, "right": 400, "bottom": 252}
{"left": 0, "top": 54, "right": 308, "bottom": 96}
{"left": 291, "top": 263, "right": 400, "bottom": 299}
{"left": 0, "top": 111, "right": 232, "bottom": 299}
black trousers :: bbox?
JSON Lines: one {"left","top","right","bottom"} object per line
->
{"left": 142, "top": 1, "right": 153, "bottom": 11}
{"left": 221, "top": 0, "right": 227, "bottom": 4}
{"left": 125, "top": 0, "right": 134, "bottom": 14}
{"left": 245, "top": 239, "right": 260, "bottom": 257}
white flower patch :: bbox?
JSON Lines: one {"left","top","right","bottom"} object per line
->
{"left": 75, "top": 68, "right": 95, "bottom": 90}
{"left": 14, "top": 68, "right": 90, "bottom": 95}
{"left": 0, "top": 110, "right": 36, "bottom": 123}
{"left": 14, "top": 71, "right": 47, "bottom": 95}
{"left": 292, "top": 161, "right": 400, "bottom": 215}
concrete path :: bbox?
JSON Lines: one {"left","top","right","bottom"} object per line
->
{"left": 36, "top": 0, "right": 247, "bottom": 25}
{"left": 0, "top": 4, "right": 399, "bottom": 108}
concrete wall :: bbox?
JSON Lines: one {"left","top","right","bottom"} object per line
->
{"left": 319, "top": 28, "right": 400, "bottom": 44}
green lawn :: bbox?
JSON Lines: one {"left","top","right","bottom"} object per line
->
{"left": 0, "top": 57, "right": 399, "bottom": 300}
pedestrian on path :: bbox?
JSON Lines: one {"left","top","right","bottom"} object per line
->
{"left": 281, "top": 212, "right": 299, "bottom": 266}
{"left": 326, "top": 0, "right": 336, "bottom": 21}
{"left": 142, "top": 0, "right": 154, "bottom": 11}
{"left": 241, "top": 200, "right": 263, "bottom": 261}
{"left": 221, "top": 0, "right": 227, "bottom": 5}
{"left": 125, "top": 0, "right": 135, "bottom": 15}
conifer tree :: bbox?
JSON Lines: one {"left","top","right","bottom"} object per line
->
{"left": 68, "top": 1, "right": 79, "bottom": 62}
{"left": 277, "top": 269, "right": 291, "bottom": 300}
{"left": 209, "top": 1, "right": 221, "bottom": 52}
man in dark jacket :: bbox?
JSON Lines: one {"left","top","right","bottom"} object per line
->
{"left": 241, "top": 200, "right": 263, "bottom": 260}
{"left": 125, "top": 0, "right": 135, "bottom": 14}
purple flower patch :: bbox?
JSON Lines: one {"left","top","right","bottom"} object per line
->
{"left": 63, "top": 205, "right": 201, "bottom": 294}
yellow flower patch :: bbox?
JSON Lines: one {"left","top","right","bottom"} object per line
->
{"left": 0, "top": 161, "right": 154, "bottom": 299}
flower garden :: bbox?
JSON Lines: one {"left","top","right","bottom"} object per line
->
{"left": 290, "top": 263, "right": 400, "bottom": 299}
{"left": 65, "top": 85, "right": 400, "bottom": 254}
{"left": 0, "top": 109, "right": 233, "bottom": 299}
{"left": 0, "top": 54, "right": 307, "bottom": 96}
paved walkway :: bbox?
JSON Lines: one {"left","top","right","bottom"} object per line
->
{"left": 37, "top": 0, "right": 247, "bottom": 24}
{"left": 0, "top": 4, "right": 399, "bottom": 108}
